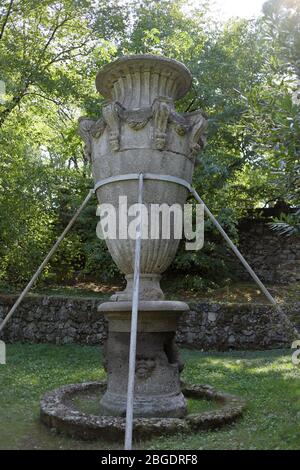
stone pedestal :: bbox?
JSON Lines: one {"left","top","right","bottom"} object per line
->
{"left": 99, "top": 301, "right": 189, "bottom": 418}
{"left": 78, "top": 54, "right": 207, "bottom": 420}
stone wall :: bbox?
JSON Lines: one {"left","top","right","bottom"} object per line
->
{"left": 0, "top": 294, "right": 297, "bottom": 350}
{"left": 237, "top": 217, "right": 300, "bottom": 284}
{"left": 0, "top": 295, "right": 105, "bottom": 346}
{"left": 177, "top": 301, "right": 298, "bottom": 350}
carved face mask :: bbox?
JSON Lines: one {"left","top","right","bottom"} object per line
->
{"left": 135, "top": 356, "right": 156, "bottom": 379}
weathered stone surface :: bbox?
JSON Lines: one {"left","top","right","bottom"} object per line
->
{"left": 79, "top": 55, "right": 207, "bottom": 301}
{"left": 99, "top": 301, "right": 188, "bottom": 417}
{"left": 237, "top": 219, "right": 300, "bottom": 284}
{"left": 77, "top": 54, "right": 209, "bottom": 420}
{"left": 176, "top": 301, "right": 298, "bottom": 350}
{"left": 0, "top": 294, "right": 106, "bottom": 346}
{"left": 40, "top": 381, "right": 246, "bottom": 442}
{"left": 0, "top": 294, "right": 298, "bottom": 350}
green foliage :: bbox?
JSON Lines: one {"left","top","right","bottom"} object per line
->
{"left": 269, "top": 209, "right": 300, "bottom": 236}
{"left": 170, "top": 208, "right": 239, "bottom": 289}
{"left": 0, "top": 0, "right": 299, "bottom": 288}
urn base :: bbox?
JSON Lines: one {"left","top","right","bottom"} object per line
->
{"left": 98, "top": 301, "right": 189, "bottom": 418}
{"left": 110, "top": 274, "right": 164, "bottom": 301}
{"left": 100, "top": 389, "right": 187, "bottom": 418}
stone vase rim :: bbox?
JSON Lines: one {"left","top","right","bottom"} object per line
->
{"left": 95, "top": 54, "right": 192, "bottom": 101}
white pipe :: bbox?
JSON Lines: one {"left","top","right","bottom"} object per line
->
{"left": 190, "top": 188, "right": 277, "bottom": 305}
{"left": 124, "top": 173, "right": 144, "bottom": 451}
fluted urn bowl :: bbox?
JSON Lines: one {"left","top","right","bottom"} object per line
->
{"left": 79, "top": 55, "right": 206, "bottom": 300}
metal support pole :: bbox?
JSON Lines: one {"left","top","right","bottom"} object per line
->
{"left": 124, "top": 173, "right": 144, "bottom": 451}
{"left": 92, "top": 171, "right": 295, "bottom": 316}
{"left": 0, "top": 189, "right": 95, "bottom": 333}
{"left": 190, "top": 188, "right": 277, "bottom": 305}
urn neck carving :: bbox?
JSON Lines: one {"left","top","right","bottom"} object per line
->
{"left": 79, "top": 55, "right": 207, "bottom": 162}
{"left": 96, "top": 55, "right": 192, "bottom": 107}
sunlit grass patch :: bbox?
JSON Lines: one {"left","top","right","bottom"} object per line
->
{"left": 0, "top": 345, "right": 299, "bottom": 450}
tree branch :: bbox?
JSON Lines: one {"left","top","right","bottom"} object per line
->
{"left": 36, "top": 15, "right": 72, "bottom": 65}
{"left": 0, "top": 0, "right": 14, "bottom": 40}
{"left": 0, "top": 80, "right": 30, "bottom": 128}
{"left": 0, "top": 13, "right": 75, "bottom": 128}
{"left": 40, "top": 37, "right": 93, "bottom": 72}
{"left": 28, "top": 91, "right": 74, "bottom": 121}
{"left": 27, "top": 91, "right": 63, "bottom": 107}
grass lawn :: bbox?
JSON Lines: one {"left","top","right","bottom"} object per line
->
{"left": 0, "top": 344, "right": 299, "bottom": 450}
{"left": 1, "top": 281, "right": 299, "bottom": 305}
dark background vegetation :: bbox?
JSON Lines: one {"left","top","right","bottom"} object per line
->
{"left": 0, "top": 0, "right": 299, "bottom": 291}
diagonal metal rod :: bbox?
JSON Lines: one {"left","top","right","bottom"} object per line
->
{"left": 124, "top": 173, "right": 144, "bottom": 451}
{"left": 190, "top": 188, "right": 277, "bottom": 305}
{"left": 0, "top": 189, "right": 95, "bottom": 334}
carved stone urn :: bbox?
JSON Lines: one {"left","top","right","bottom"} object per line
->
{"left": 79, "top": 55, "right": 207, "bottom": 418}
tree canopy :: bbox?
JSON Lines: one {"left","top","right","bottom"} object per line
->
{"left": 0, "top": 0, "right": 299, "bottom": 288}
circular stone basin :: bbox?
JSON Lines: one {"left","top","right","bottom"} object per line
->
{"left": 40, "top": 381, "right": 246, "bottom": 442}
